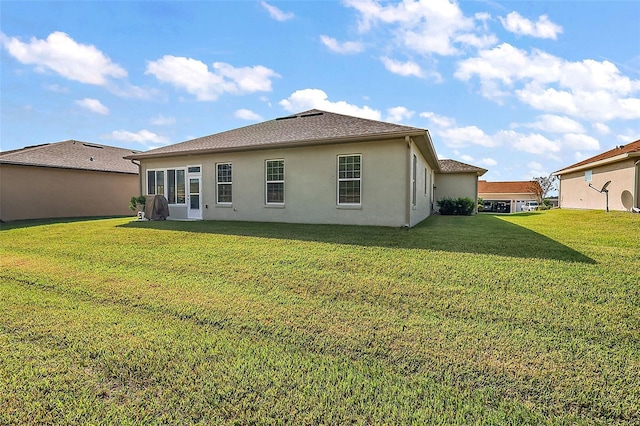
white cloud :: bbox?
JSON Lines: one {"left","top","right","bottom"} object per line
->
{"left": 592, "top": 122, "right": 611, "bottom": 135}
{"left": 45, "top": 84, "right": 68, "bottom": 93}
{"left": 420, "top": 111, "right": 498, "bottom": 148}
{"left": 460, "top": 154, "right": 474, "bottom": 162}
{"left": 260, "top": 1, "right": 295, "bottom": 21}
{"left": 344, "top": 0, "right": 497, "bottom": 56}
{"left": 75, "top": 98, "right": 109, "bottom": 115}
{"left": 102, "top": 129, "right": 168, "bottom": 145}
{"left": 521, "top": 114, "right": 585, "bottom": 134}
{"left": 479, "top": 158, "right": 497, "bottom": 166}
{"left": 561, "top": 133, "right": 600, "bottom": 151}
{"left": 235, "top": 108, "right": 263, "bottom": 121}
{"left": 455, "top": 43, "right": 640, "bottom": 122}
{"left": 526, "top": 161, "right": 549, "bottom": 179}
{"left": 146, "top": 55, "right": 279, "bottom": 101}
{"left": 107, "top": 82, "right": 159, "bottom": 100}
{"left": 500, "top": 12, "right": 563, "bottom": 39}
{"left": 279, "top": 89, "right": 381, "bottom": 120}
{"left": 419, "top": 111, "right": 456, "bottom": 128}
{"left": 422, "top": 110, "right": 576, "bottom": 159}
{"left": 150, "top": 115, "right": 176, "bottom": 126}
{"left": 320, "top": 35, "right": 364, "bottom": 54}
{"left": 498, "top": 130, "right": 561, "bottom": 157}
{"left": 1, "top": 31, "right": 126, "bottom": 85}
{"left": 386, "top": 106, "right": 414, "bottom": 123}
{"left": 440, "top": 125, "right": 499, "bottom": 148}
{"left": 380, "top": 57, "right": 424, "bottom": 78}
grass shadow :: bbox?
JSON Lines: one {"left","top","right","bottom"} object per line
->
{"left": 0, "top": 216, "right": 130, "bottom": 231}
{"left": 118, "top": 214, "right": 595, "bottom": 264}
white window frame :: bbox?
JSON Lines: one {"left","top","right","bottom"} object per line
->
{"left": 167, "top": 169, "right": 186, "bottom": 205}
{"left": 412, "top": 154, "right": 417, "bottom": 207}
{"left": 146, "top": 168, "right": 186, "bottom": 205}
{"left": 337, "top": 154, "right": 362, "bottom": 206}
{"left": 265, "top": 159, "right": 285, "bottom": 205}
{"left": 424, "top": 167, "right": 429, "bottom": 196}
{"left": 216, "top": 162, "right": 233, "bottom": 205}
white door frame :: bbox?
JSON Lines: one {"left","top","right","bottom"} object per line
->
{"left": 187, "top": 165, "right": 202, "bottom": 219}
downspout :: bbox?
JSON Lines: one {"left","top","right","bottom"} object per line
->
{"left": 474, "top": 175, "right": 479, "bottom": 214}
{"left": 635, "top": 160, "right": 640, "bottom": 209}
{"left": 557, "top": 175, "right": 562, "bottom": 209}
{"left": 130, "top": 159, "right": 142, "bottom": 196}
{"left": 405, "top": 136, "right": 412, "bottom": 228}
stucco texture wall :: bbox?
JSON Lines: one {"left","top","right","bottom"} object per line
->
{"left": 140, "top": 139, "right": 421, "bottom": 227}
{"left": 0, "top": 164, "right": 139, "bottom": 222}
{"left": 558, "top": 160, "right": 638, "bottom": 211}
{"left": 434, "top": 173, "right": 479, "bottom": 209}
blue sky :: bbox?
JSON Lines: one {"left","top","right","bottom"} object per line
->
{"left": 2, "top": 0, "right": 639, "bottom": 181}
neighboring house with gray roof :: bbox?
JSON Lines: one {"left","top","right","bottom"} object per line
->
{"left": 435, "top": 160, "right": 487, "bottom": 211}
{"left": 126, "top": 110, "right": 486, "bottom": 227}
{"left": 0, "top": 140, "right": 140, "bottom": 222}
{"left": 553, "top": 138, "right": 640, "bottom": 212}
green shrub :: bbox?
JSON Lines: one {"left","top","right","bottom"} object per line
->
{"left": 437, "top": 197, "right": 475, "bottom": 215}
{"left": 129, "top": 195, "right": 147, "bottom": 211}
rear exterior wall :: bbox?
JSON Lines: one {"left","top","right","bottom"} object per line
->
{"left": 434, "top": 173, "right": 479, "bottom": 212}
{"left": 139, "top": 139, "right": 433, "bottom": 227}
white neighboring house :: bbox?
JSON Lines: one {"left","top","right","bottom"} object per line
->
{"left": 126, "top": 110, "right": 486, "bottom": 227}
{"left": 478, "top": 181, "right": 542, "bottom": 214}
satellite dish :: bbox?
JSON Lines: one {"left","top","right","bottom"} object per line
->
{"left": 588, "top": 180, "right": 613, "bottom": 212}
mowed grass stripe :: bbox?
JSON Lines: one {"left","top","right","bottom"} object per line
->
{"left": 1, "top": 279, "right": 546, "bottom": 425}
{"left": 1, "top": 210, "right": 639, "bottom": 424}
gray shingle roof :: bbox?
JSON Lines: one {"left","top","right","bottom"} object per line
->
{"left": 0, "top": 140, "right": 140, "bottom": 174}
{"left": 127, "top": 109, "right": 427, "bottom": 160}
{"left": 438, "top": 159, "right": 487, "bottom": 175}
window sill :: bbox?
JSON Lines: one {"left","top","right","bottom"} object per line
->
{"left": 336, "top": 204, "right": 362, "bottom": 210}
{"left": 265, "top": 204, "right": 285, "bottom": 209}
{"left": 215, "top": 204, "right": 233, "bottom": 208}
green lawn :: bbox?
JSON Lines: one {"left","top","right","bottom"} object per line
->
{"left": 1, "top": 210, "right": 638, "bottom": 425}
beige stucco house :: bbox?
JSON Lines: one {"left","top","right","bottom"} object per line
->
{"left": 436, "top": 160, "right": 487, "bottom": 211}
{"left": 127, "top": 110, "right": 485, "bottom": 227}
{"left": 478, "top": 180, "right": 541, "bottom": 213}
{"left": 553, "top": 138, "right": 640, "bottom": 212}
{"left": 0, "top": 140, "right": 140, "bottom": 222}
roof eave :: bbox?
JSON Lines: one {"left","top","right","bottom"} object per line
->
{"left": 125, "top": 130, "right": 428, "bottom": 161}
{"left": 553, "top": 152, "right": 640, "bottom": 176}
{"left": 0, "top": 160, "right": 138, "bottom": 175}
{"left": 439, "top": 169, "right": 487, "bottom": 176}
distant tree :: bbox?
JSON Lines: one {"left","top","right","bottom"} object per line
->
{"left": 529, "top": 175, "right": 558, "bottom": 203}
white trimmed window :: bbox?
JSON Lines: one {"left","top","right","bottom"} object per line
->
{"left": 337, "top": 154, "right": 361, "bottom": 205}
{"left": 216, "top": 163, "right": 232, "bottom": 204}
{"left": 585, "top": 170, "right": 592, "bottom": 182}
{"left": 167, "top": 169, "right": 186, "bottom": 204}
{"left": 147, "top": 168, "right": 186, "bottom": 205}
{"left": 266, "top": 159, "right": 285, "bottom": 204}
{"left": 424, "top": 167, "right": 428, "bottom": 195}
{"left": 412, "top": 154, "right": 417, "bottom": 206}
